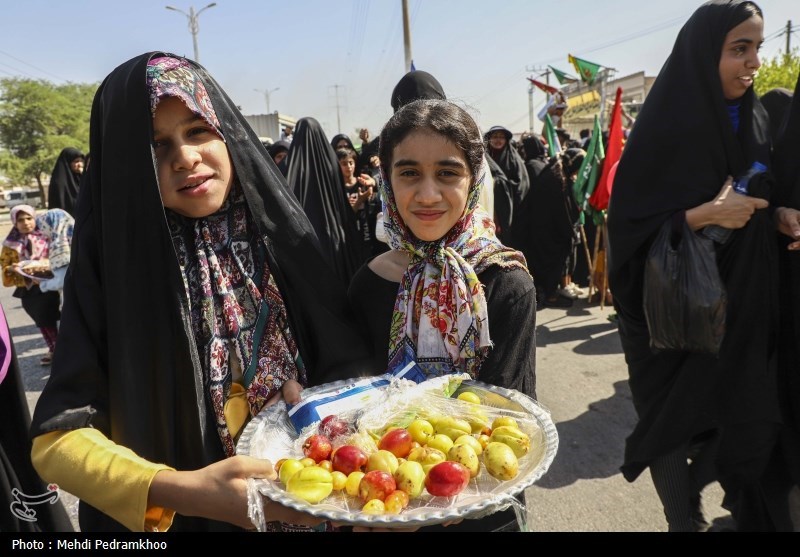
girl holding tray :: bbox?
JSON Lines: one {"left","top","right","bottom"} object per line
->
{"left": 29, "top": 53, "right": 371, "bottom": 532}
{"left": 347, "top": 99, "right": 537, "bottom": 531}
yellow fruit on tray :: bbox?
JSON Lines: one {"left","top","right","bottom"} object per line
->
{"left": 457, "top": 391, "right": 481, "bottom": 404}
{"left": 367, "top": 449, "right": 400, "bottom": 475}
{"left": 453, "top": 434, "right": 483, "bottom": 455}
{"left": 345, "top": 471, "right": 366, "bottom": 498}
{"left": 278, "top": 458, "right": 305, "bottom": 485}
{"left": 331, "top": 471, "right": 348, "bottom": 491}
{"left": 407, "top": 446, "right": 447, "bottom": 474}
{"left": 447, "top": 443, "right": 480, "bottom": 478}
{"left": 394, "top": 460, "right": 425, "bottom": 499}
{"left": 407, "top": 419, "right": 435, "bottom": 445}
{"left": 489, "top": 426, "right": 531, "bottom": 458}
{"left": 426, "top": 433, "right": 454, "bottom": 455}
{"left": 434, "top": 417, "right": 472, "bottom": 441}
{"left": 483, "top": 442, "right": 519, "bottom": 480}
{"left": 384, "top": 490, "right": 410, "bottom": 514}
{"left": 362, "top": 499, "right": 386, "bottom": 515}
{"left": 491, "top": 416, "right": 519, "bottom": 430}
{"left": 286, "top": 466, "right": 334, "bottom": 503}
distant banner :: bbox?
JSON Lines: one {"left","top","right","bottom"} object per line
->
{"left": 548, "top": 66, "right": 578, "bottom": 85}
{"left": 568, "top": 54, "right": 602, "bottom": 85}
{"left": 527, "top": 77, "right": 559, "bottom": 96}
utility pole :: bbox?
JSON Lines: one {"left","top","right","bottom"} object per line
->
{"left": 254, "top": 87, "right": 279, "bottom": 114}
{"left": 165, "top": 3, "right": 217, "bottom": 63}
{"left": 330, "top": 84, "right": 344, "bottom": 134}
{"left": 598, "top": 67, "right": 617, "bottom": 129}
{"left": 526, "top": 66, "right": 551, "bottom": 134}
{"left": 402, "top": 0, "right": 413, "bottom": 73}
{"left": 787, "top": 20, "right": 792, "bottom": 55}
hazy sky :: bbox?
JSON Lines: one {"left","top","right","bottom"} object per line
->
{"left": 1, "top": 0, "right": 797, "bottom": 138}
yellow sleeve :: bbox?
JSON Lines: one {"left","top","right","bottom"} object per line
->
{"left": 31, "top": 429, "right": 176, "bottom": 532}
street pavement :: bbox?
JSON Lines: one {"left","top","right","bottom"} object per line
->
{"left": 2, "top": 210, "right": 734, "bottom": 531}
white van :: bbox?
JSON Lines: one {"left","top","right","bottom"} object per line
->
{"left": 0, "top": 189, "right": 42, "bottom": 209}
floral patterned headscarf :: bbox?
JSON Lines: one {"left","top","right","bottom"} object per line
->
{"left": 146, "top": 56, "right": 223, "bottom": 139}
{"left": 35, "top": 209, "right": 74, "bottom": 269}
{"left": 380, "top": 163, "right": 528, "bottom": 380}
{"left": 149, "top": 56, "right": 304, "bottom": 456}
{"left": 3, "top": 205, "right": 48, "bottom": 262}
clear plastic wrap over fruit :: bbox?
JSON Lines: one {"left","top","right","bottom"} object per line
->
{"left": 241, "top": 373, "right": 558, "bottom": 530}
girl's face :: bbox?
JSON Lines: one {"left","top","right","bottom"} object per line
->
{"left": 153, "top": 96, "right": 233, "bottom": 219}
{"left": 338, "top": 156, "right": 356, "bottom": 180}
{"left": 15, "top": 213, "right": 35, "bottom": 234}
{"left": 719, "top": 15, "right": 763, "bottom": 101}
{"left": 390, "top": 130, "right": 471, "bottom": 242}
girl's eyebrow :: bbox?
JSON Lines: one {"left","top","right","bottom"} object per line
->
{"left": 393, "top": 158, "right": 466, "bottom": 168}
{"left": 153, "top": 114, "right": 204, "bottom": 136}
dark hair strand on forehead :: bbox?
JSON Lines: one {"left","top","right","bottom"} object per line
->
{"left": 379, "top": 100, "right": 484, "bottom": 181}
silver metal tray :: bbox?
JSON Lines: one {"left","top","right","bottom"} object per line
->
{"left": 237, "top": 377, "right": 558, "bottom": 528}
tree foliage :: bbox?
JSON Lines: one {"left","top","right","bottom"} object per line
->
{"left": 0, "top": 78, "right": 96, "bottom": 193}
{"left": 754, "top": 50, "right": 800, "bottom": 97}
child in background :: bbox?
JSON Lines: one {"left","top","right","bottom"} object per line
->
{"left": 0, "top": 205, "right": 60, "bottom": 365}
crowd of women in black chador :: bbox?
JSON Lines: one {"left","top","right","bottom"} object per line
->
{"left": 608, "top": 0, "right": 800, "bottom": 532}
{"left": 513, "top": 140, "right": 585, "bottom": 309}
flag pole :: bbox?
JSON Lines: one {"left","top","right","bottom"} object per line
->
{"left": 588, "top": 223, "right": 602, "bottom": 302}
{"left": 600, "top": 216, "right": 611, "bottom": 310}
{"left": 579, "top": 224, "right": 593, "bottom": 293}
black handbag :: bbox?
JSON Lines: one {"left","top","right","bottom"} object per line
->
{"left": 643, "top": 218, "right": 727, "bottom": 355}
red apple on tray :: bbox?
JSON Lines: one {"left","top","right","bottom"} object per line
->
{"left": 378, "top": 428, "right": 414, "bottom": 458}
{"left": 302, "top": 434, "right": 332, "bottom": 463}
{"left": 358, "top": 470, "right": 396, "bottom": 502}
{"left": 318, "top": 415, "right": 352, "bottom": 440}
{"left": 331, "top": 444, "right": 368, "bottom": 475}
{"left": 424, "top": 461, "right": 471, "bottom": 497}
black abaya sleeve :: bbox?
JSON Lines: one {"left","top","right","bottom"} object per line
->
{"left": 477, "top": 267, "right": 537, "bottom": 400}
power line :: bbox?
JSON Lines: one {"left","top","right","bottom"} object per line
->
{"left": 0, "top": 61, "right": 39, "bottom": 80}
{"left": 0, "top": 50, "right": 69, "bottom": 82}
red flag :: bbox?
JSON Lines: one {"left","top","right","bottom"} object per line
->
{"left": 527, "top": 77, "right": 559, "bottom": 96}
{"left": 589, "top": 87, "right": 624, "bottom": 211}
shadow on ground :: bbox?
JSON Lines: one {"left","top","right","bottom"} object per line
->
{"left": 11, "top": 323, "right": 52, "bottom": 391}
{"left": 536, "top": 319, "right": 623, "bottom": 355}
{"left": 537, "top": 380, "right": 636, "bottom": 489}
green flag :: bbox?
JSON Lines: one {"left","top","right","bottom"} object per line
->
{"left": 548, "top": 66, "right": 578, "bottom": 85}
{"left": 572, "top": 115, "right": 605, "bottom": 223}
{"left": 543, "top": 114, "right": 561, "bottom": 158}
{"left": 568, "top": 54, "right": 602, "bottom": 85}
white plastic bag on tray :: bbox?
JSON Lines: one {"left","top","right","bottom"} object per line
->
{"left": 242, "top": 373, "right": 556, "bottom": 530}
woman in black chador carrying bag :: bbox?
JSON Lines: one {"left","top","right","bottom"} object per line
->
{"left": 608, "top": 0, "right": 800, "bottom": 531}
{"left": 29, "top": 53, "right": 370, "bottom": 532}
